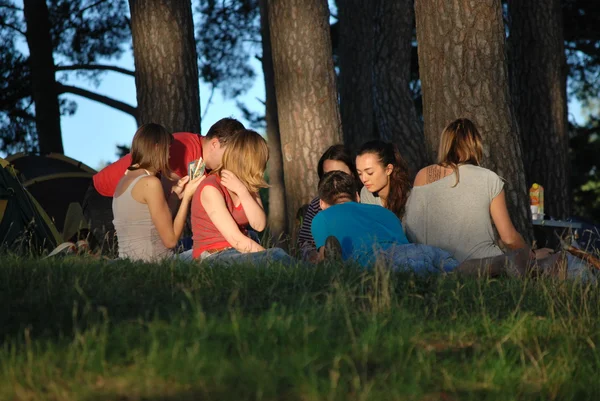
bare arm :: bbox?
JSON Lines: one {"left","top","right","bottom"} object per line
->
{"left": 220, "top": 169, "right": 267, "bottom": 232}
{"left": 200, "top": 186, "right": 265, "bottom": 253}
{"left": 237, "top": 190, "right": 267, "bottom": 232}
{"left": 144, "top": 175, "right": 203, "bottom": 249}
{"left": 490, "top": 190, "right": 528, "bottom": 251}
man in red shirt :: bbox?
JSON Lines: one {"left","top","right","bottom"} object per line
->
{"left": 82, "top": 118, "right": 245, "bottom": 255}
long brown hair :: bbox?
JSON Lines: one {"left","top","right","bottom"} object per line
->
{"left": 437, "top": 118, "right": 483, "bottom": 186}
{"left": 128, "top": 123, "right": 173, "bottom": 178}
{"left": 357, "top": 140, "right": 411, "bottom": 219}
{"left": 213, "top": 129, "right": 269, "bottom": 193}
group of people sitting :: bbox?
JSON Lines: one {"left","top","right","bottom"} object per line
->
{"left": 82, "top": 117, "right": 569, "bottom": 277}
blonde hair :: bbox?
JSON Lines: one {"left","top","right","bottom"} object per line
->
{"left": 437, "top": 118, "right": 483, "bottom": 186}
{"left": 128, "top": 123, "right": 173, "bottom": 178}
{"left": 214, "top": 129, "right": 269, "bottom": 193}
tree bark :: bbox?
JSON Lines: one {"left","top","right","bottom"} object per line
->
{"left": 268, "top": 0, "right": 342, "bottom": 234}
{"left": 128, "top": 0, "right": 200, "bottom": 134}
{"left": 373, "top": 0, "right": 430, "bottom": 176}
{"left": 23, "top": 0, "right": 64, "bottom": 154}
{"left": 57, "top": 84, "right": 139, "bottom": 124}
{"left": 415, "top": 0, "right": 533, "bottom": 241}
{"left": 337, "top": 0, "right": 376, "bottom": 151}
{"left": 508, "top": 0, "right": 570, "bottom": 219}
{"left": 260, "top": 0, "right": 288, "bottom": 242}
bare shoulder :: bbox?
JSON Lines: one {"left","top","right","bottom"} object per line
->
{"left": 200, "top": 184, "right": 224, "bottom": 204}
{"left": 414, "top": 165, "right": 441, "bottom": 186}
{"left": 139, "top": 174, "right": 161, "bottom": 189}
{"left": 413, "top": 167, "right": 430, "bottom": 187}
{"left": 414, "top": 164, "right": 454, "bottom": 186}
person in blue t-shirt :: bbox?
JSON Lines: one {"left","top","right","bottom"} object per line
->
{"left": 311, "top": 171, "right": 459, "bottom": 273}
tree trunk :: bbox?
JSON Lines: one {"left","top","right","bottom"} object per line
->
{"left": 268, "top": 0, "right": 343, "bottom": 234}
{"left": 128, "top": 0, "right": 200, "bottom": 134}
{"left": 373, "top": 0, "right": 430, "bottom": 176}
{"left": 23, "top": 0, "right": 64, "bottom": 154}
{"left": 260, "top": 0, "right": 288, "bottom": 243}
{"left": 415, "top": 0, "right": 533, "bottom": 241}
{"left": 508, "top": 0, "right": 570, "bottom": 219}
{"left": 337, "top": 0, "right": 376, "bottom": 151}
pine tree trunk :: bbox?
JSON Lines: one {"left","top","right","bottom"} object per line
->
{"left": 268, "top": 0, "right": 343, "bottom": 234}
{"left": 128, "top": 0, "right": 200, "bottom": 134}
{"left": 415, "top": 0, "right": 533, "bottom": 241}
{"left": 260, "top": 0, "right": 288, "bottom": 243}
{"left": 508, "top": 0, "right": 570, "bottom": 219}
{"left": 337, "top": 0, "right": 376, "bottom": 151}
{"left": 373, "top": 0, "right": 430, "bottom": 176}
{"left": 23, "top": 0, "right": 64, "bottom": 154}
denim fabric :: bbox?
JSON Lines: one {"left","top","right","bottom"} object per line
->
{"left": 381, "top": 244, "right": 459, "bottom": 275}
{"left": 201, "top": 247, "right": 295, "bottom": 266}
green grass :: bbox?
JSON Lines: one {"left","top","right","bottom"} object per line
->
{"left": 1, "top": 256, "right": 600, "bottom": 400}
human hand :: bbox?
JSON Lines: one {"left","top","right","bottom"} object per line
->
{"left": 171, "top": 176, "right": 190, "bottom": 200}
{"left": 220, "top": 169, "right": 247, "bottom": 195}
{"left": 183, "top": 174, "right": 205, "bottom": 200}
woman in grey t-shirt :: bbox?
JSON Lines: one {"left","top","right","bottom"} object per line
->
{"left": 403, "top": 118, "right": 549, "bottom": 276}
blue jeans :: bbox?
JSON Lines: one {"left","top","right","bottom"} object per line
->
{"left": 381, "top": 244, "right": 459, "bottom": 275}
{"left": 203, "top": 247, "right": 295, "bottom": 266}
{"left": 174, "top": 247, "right": 295, "bottom": 266}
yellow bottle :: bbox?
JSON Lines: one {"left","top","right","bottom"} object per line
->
{"left": 529, "top": 183, "right": 544, "bottom": 217}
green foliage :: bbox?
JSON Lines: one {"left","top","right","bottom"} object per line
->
{"left": 2, "top": 256, "right": 600, "bottom": 399}
{"left": 195, "top": 0, "right": 260, "bottom": 99}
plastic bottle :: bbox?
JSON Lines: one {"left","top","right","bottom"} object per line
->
{"left": 529, "top": 183, "right": 544, "bottom": 218}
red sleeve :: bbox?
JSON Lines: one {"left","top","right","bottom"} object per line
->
{"left": 92, "top": 154, "right": 132, "bottom": 197}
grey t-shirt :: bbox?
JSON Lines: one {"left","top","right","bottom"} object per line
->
{"left": 360, "top": 186, "right": 383, "bottom": 206}
{"left": 403, "top": 164, "right": 505, "bottom": 263}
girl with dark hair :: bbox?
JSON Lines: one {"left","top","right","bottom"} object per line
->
{"left": 297, "top": 144, "right": 358, "bottom": 262}
{"left": 356, "top": 140, "right": 411, "bottom": 219}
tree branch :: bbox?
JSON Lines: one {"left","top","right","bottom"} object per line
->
{"left": 0, "top": 4, "right": 23, "bottom": 12}
{"left": 202, "top": 84, "right": 217, "bottom": 120}
{"left": 57, "top": 83, "right": 139, "bottom": 125}
{"left": 77, "top": 0, "right": 109, "bottom": 16}
{"left": 55, "top": 63, "right": 135, "bottom": 76}
{"left": 0, "top": 20, "right": 25, "bottom": 36}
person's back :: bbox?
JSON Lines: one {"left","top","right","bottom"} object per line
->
{"left": 112, "top": 172, "right": 170, "bottom": 261}
{"left": 311, "top": 201, "right": 409, "bottom": 266}
{"left": 404, "top": 164, "right": 504, "bottom": 263}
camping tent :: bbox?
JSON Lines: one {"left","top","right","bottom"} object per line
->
{"left": 6, "top": 153, "right": 96, "bottom": 233}
{"left": 0, "top": 158, "right": 62, "bottom": 253}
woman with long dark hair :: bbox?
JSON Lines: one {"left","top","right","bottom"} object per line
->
{"left": 355, "top": 140, "right": 411, "bottom": 219}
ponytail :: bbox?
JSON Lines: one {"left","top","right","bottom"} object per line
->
{"left": 357, "top": 140, "right": 412, "bottom": 219}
